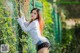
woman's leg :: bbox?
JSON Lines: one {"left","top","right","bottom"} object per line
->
{"left": 38, "top": 47, "right": 49, "bottom": 53}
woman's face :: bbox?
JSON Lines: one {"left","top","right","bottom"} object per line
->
{"left": 31, "top": 10, "right": 38, "bottom": 20}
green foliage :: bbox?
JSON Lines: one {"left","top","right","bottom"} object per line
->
{"left": 0, "top": 0, "right": 18, "bottom": 53}
{"left": 62, "top": 23, "right": 80, "bottom": 53}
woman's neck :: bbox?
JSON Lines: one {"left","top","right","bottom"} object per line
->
{"left": 29, "top": 18, "right": 38, "bottom": 24}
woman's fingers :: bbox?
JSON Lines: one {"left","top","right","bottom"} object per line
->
{"left": 17, "top": 15, "right": 20, "bottom": 18}
{"left": 20, "top": 10, "right": 24, "bottom": 16}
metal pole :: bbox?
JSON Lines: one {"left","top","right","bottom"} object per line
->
{"left": 18, "top": 0, "right": 23, "bottom": 53}
{"left": 33, "top": 0, "right": 35, "bottom": 8}
{"left": 52, "top": 0, "right": 62, "bottom": 43}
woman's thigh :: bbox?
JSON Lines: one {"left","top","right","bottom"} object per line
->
{"left": 38, "top": 47, "right": 49, "bottom": 53}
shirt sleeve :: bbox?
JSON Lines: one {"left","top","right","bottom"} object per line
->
{"left": 21, "top": 16, "right": 29, "bottom": 27}
{"left": 17, "top": 18, "right": 36, "bottom": 33}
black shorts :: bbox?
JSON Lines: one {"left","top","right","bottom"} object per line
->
{"left": 36, "top": 42, "right": 50, "bottom": 51}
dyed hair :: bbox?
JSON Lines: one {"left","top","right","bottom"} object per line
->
{"left": 30, "top": 8, "right": 44, "bottom": 34}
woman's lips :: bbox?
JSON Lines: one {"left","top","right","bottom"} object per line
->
{"left": 31, "top": 16, "right": 33, "bottom": 17}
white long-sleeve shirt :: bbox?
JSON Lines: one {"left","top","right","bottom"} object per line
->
{"left": 17, "top": 16, "right": 50, "bottom": 45}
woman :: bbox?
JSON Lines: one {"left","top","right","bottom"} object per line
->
{"left": 17, "top": 8, "right": 50, "bottom": 53}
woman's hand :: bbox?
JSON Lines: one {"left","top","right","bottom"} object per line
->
{"left": 17, "top": 15, "right": 20, "bottom": 18}
{"left": 20, "top": 10, "right": 24, "bottom": 16}
{"left": 17, "top": 10, "right": 24, "bottom": 18}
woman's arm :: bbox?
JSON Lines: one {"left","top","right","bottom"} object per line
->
{"left": 18, "top": 10, "right": 29, "bottom": 27}
{"left": 17, "top": 18, "right": 36, "bottom": 33}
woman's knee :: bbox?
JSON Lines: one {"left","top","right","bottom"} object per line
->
{"left": 38, "top": 47, "right": 49, "bottom": 53}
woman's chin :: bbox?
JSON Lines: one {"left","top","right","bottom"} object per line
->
{"left": 31, "top": 18, "right": 35, "bottom": 20}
